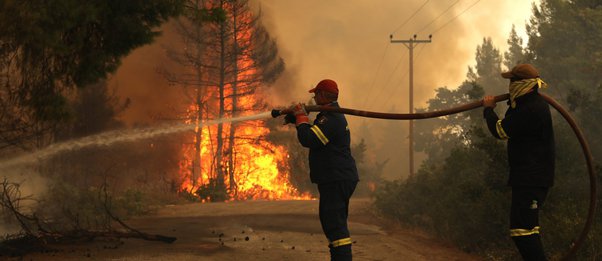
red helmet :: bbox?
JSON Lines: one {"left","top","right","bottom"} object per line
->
{"left": 309, "top": 79, "right": 339, "bottom": 95}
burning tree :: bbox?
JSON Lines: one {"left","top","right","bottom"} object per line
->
{"left": 164, "top": 0, "right": 305, "bottom": 201}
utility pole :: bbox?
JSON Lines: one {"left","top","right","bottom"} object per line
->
{"left": 390, "top": 34, "right": 431, "bottom": 178}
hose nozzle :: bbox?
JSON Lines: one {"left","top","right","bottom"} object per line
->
{"left": 271, "top": 109, "right": 282, "bottom": 118}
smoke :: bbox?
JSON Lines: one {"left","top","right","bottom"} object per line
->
{"left": 108, "top": 21, "right": 187, "bottom": 125}
{"left": 107, "top": 1, "right": 537, "bottom": 179}
{"left": 256, "top": 0, "right": 536, "bottom": 179}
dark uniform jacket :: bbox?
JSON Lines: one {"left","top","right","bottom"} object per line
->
{"left": 483, "top": 90, "right": 555, "bottom": 187}
{"left": 296, "top": 102, "right": 359, "bottom": 184}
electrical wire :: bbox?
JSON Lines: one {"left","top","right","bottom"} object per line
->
{"left": 380, "top": 44, "right": 427, "bottom": 110}
{"left": 379, "top": 69, "right": 410, "bottom": 111}
{"left": 363, "top": 0, "right": 430, "bottom": 109}
{"left": 362, "top": 43, "right": 391, "bottom": 107}
{"left": 416, "top": 0, "right": 460, "bottom": 34}
{"left": 431, "top": 0, "right": 482, "bottom": 35}
{"left": 391, "top": 0, "right": 431, "bottom": 35}
{"left": 364, "top": 52, "right": 407, "bottom": 109}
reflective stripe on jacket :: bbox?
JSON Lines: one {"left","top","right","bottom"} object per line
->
{"left": 296, "top": 102, "right": 359, "bottom": 184}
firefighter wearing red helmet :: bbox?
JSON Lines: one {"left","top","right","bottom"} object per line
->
{"left": 288, "top": 79, "right": 359, "bottom": 261}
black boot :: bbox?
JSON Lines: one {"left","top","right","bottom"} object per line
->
{"left": 512, "top": 234, "right": 547, "bottom": 261}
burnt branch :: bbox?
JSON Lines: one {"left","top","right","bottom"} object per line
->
{"left": 100, "top": 181, "right": 177, "bottom": 243}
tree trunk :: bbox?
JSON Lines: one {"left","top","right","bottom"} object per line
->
{"left": 214, "top": 0, "right": 227, "bottom": 199}
{"left": 227, "top": 0, "right": 239, "bottom": 197}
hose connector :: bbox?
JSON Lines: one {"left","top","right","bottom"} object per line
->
{"left": 271, "top": 108, "right": 294, "bottom": 118}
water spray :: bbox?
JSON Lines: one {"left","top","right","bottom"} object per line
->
{"left": 273, "top": 93, "right": 596, "bottom": 261}
{"left": 0, "top": 112, "right": 273, "bottom": 171}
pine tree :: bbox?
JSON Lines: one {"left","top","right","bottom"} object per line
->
{"left": 503, "top": 25, "right": 527, "bottom": 70}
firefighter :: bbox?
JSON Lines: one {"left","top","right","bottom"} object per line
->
{"left": 482, "top": 64, "right": 555, "bottom": 261}
{"left": 286, "top": 79, "right": 359, "bottom": 261}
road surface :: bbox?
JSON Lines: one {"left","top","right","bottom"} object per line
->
{"left": 21, "top": 198, "right": 480, "bottom": 260}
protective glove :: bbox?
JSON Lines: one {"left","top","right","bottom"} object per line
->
{"left": 292, "top": 103, "right": 309, "bottom": 126}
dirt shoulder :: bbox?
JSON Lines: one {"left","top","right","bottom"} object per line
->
{"left": 15, "top": 198, "right": 481, "bottom": 261}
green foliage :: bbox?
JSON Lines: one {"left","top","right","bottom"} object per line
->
{"left": 504, "top": 25, "right": 527, "bottom": 69}
{"left": 376, "top": 125, "right": 515, "bottom": 255}
{"left": 184, "top": 6, "right": 226, "bottom": 23}
{"left": 38, "top": 183, "right": 156, "bottom": 231}
{"left": 415, "top": 82, "right": 484, "bottom": 164}
{"left": 467, "top": 37, "right": 507, "bottom": 95}
{"left": 114, "top": 189, "right": 152, "bottom": 216}
{"left": 54, "top": 80, "right": 128, "bottom": 141}
{"left": 40, "top": 183, "right": 112, "bottom": 230}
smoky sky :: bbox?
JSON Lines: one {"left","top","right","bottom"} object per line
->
{"left": 258, "top": 0, "right": 536, "bottom": 108}
{"left": 109, "top": 0, "right": 538, "bottom": 178}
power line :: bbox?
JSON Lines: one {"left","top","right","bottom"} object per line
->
{"left": 364, "top": 51, "right": 406, "bottom": 109}
{"left": 366, "top": 0, "right": 431, "bottom": 109}
{"left": 416, "top": 0, "right": 460, "bottom": 34}
{"left": 362, "top": 43, "right": 391, "bottom": 108}
{"left": 431, "top": 0, "right": 482, "bottom": 35}
{"left": 415, "top": 44, "right": 428, "bottom": 59}
{"left": 380, "top": 70, "right": 409, "bottom": 110}
{"left": 381, "top": 44, "right": 427, "bottom": 110}
{"left": 391, "top": 0, "right": 431, "bottom": 35}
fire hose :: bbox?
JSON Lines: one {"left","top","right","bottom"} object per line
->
{"left": 272, "top": 93, "right": 597, "bottom": 260}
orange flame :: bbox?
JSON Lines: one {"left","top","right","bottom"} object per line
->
{"left": 179, "top": 102, "right": 311, "bottom": 201}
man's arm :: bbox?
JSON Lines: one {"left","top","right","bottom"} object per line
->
{"left": 483, "top": 95, "right": 507, "bottom": 139}
{"left": 297, "top": 123, "right": 329, "bottom": 148}
{"left": 484, "top": 107, "right": 505, "bottom": 139}
{"left": 291, "top": 103, "right": 330, "bottom": 149}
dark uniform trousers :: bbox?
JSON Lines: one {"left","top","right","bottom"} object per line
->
{"left": 510, "top": 187, "right": 549, "bottom": 261}
{"left": 296, "top": 103, "right": 359, "bottom": 260}
{"left": 318, "top": 180, "right": 357, "bottom": 261}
